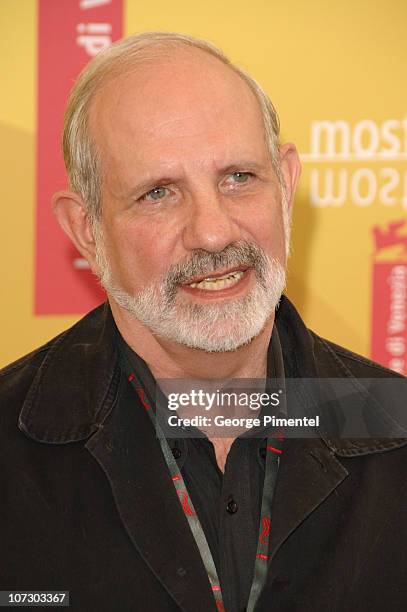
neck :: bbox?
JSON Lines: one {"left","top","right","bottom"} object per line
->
{"left": 110, "top": 299, "right": 274, "bottom": 380}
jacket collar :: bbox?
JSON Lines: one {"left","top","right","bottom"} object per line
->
{"left": 275, "top": 297, "right": 407, "bottom": 455}
{"left": 18, "top": 303, "right": 120, "bottom": 443}
{"left": 18, "top": 297, "right": 407, "bottom": 456}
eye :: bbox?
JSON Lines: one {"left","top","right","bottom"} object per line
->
{"left": 231, "top": 171, "right": 252, "bottom": 183}
{"left": 222, "top": 171, "right": 255, "bottom": 190}
{"left": 139, "top": 186, "right": 170, "bottom": 202}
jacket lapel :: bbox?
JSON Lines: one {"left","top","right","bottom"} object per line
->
{"left": 268, "top": 436, "right": 348, "bottom": 563}
{"left": 17, "top": 305, "right": 216, "bottom": 611}
{"left": 85, "top": 371, "right": 217, "bottom": 612}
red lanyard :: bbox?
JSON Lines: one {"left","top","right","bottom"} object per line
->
{"left": 122, "top": 354, "right": 284, "bottom": 612}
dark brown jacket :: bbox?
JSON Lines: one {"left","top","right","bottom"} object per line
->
{"left": 1, "top": 297, "right": 406, "bottom": 611}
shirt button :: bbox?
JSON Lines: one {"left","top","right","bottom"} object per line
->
{"left": 226, "top": 497, "right": 238, "bottom": 514}
{"left": 172, "top": 447, "right": 182, "bottom": 459}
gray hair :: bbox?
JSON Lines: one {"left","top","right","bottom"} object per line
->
{"left": 62, "top": 31, "right": 282, "bottom": 223}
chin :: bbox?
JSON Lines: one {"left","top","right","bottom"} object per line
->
{"left": 159, "top": 308, "right": 274, "bottom": 353}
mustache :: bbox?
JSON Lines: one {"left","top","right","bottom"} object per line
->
{"left": 163, "top": 241, "right": 270, "bottom": 288}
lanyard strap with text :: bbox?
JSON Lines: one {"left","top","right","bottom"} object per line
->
{"left": 121, "top": 353, "right": 284, "bottom": 612}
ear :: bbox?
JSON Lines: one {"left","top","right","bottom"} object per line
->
{"left": 52, "top": 190, "right": 99, "bottom": 274}
{"left": 278, "top": 143, "right": 302, "bottom": 218}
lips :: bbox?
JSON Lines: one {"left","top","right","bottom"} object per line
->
{"left": 178, "top": 266, "right": 251, "bottom": 297}
{"left": 181, "top": 266, "right": 249, "bottom": 287}
{"left": 188, "top": 270, "right": 244, "bottom": 291}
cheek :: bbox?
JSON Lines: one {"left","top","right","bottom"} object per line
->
{"left": 263, "top": 215, "right": 286, "bottom": 260}
{"left": 105, "top": 218, "right": 180, "bottom": 288}
{"left": 240, "top": 199, "right": 286, "bottom": 261}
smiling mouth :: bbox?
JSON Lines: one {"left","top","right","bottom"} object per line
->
{"left": 188, "top": 270, "right": 244, "bottom": 291}
{"left": 179, "top": 267, "right": 250, "bottom": 294}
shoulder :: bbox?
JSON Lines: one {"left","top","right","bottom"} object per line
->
{"left": 0, "top": 303, "right": 109, "bottom": 409}
{"left": 0, "top": 334, "right": 64, "bottom": 401}
{"left": 0, "top": 335, "right": 63, "bottom": 455}
{"left": 0, "top": 303, "right": 118, "bottom": 451}
{"left": 276, "top": 295, "right": 404, "bottom": 380}
{"left": 310, "top": 330, "right": 404, "bottom": 379}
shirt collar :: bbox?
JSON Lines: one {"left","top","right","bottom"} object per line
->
{"left": 120, "top": 324, "right": 286, "bottom": 470}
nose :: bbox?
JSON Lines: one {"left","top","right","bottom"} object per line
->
{"left": 182, "top": 189, "right": 242, "bottom": 253}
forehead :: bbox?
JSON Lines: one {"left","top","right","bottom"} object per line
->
{"left": 88, "top": 48, "right": 269, "bottom": 182}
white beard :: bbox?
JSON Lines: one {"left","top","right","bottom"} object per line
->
{"left": 94, "top": 236, "right": 287, "bottom": 353}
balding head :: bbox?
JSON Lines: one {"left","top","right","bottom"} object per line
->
{"left": 62, "top": 32, "right": 281, "bottom": 223}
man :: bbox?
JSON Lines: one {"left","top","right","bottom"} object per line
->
{"left": 1, "top": 32, "right": 406, "bottom": 612}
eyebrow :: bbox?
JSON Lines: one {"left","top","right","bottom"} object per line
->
{"left": 125, "top": 176, "right": 178, "bottom": 199}
{"left": 221, "top": 161, "right": 267, "bottom": 175}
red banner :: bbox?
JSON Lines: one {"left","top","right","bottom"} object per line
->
{"left": 370, "top": 220, "right": 407, "bottom": 374}
{"left": 35, "top": 0, "right": 123, "bottom": 314}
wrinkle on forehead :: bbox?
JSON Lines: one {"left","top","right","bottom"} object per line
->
{"left": 87, "top": 47, "right": 269, "bottom": 195}
{"left": 89, "top": 47, "right": 263, "bottom": 145}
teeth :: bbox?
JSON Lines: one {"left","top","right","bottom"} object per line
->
{"left": 189, "top": 271, "right": 244, "bottom": 291}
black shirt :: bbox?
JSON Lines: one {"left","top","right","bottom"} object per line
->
{"left": 120, "top": 329, "right": 285, "bottom": 612}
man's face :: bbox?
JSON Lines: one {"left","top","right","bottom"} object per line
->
{"left": 89, "top": 49, "right": 289, "bottom": 352}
